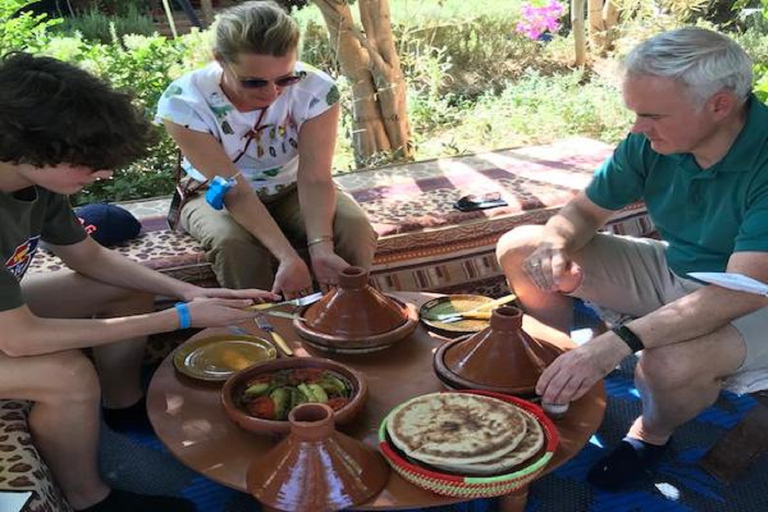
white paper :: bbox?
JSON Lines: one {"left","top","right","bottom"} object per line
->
{"left": 688, "top": 272, "right": 768, "bottom": 297}
{"left": 0, "top": 491, "right": 33, "bottom": 512}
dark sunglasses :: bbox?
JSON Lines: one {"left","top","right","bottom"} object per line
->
{"left": 238, "top": 74, "right": 302, "bottom": 89}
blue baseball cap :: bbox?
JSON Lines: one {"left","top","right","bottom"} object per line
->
{"left": 76, "top": 203, "right": 141, "bottom": 247}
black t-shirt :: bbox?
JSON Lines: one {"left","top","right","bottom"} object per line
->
{"left": 0, "top": 187, "right": 86, "bottom": 311}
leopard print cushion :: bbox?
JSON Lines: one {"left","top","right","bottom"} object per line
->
{"left": 27, "top": 227, "right": 215, "bottom": 285}
{"left": 0, "top": 400, "right": 72, "bottom": 512}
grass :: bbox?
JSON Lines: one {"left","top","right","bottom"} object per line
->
{"left": 293, "top": 0, "right": 521, "bottom": 26}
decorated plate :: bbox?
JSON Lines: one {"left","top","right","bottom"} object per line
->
{"left": 173, "top": 334, "right": 278, "bottom": 382}
{"left": 419, "top": 294, "right": 495, "bottom": 336}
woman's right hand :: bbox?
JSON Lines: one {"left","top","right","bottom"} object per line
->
{"left": 272, "top": 256, "right": 314, "bottom": 299}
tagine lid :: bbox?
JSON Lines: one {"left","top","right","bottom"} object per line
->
{"left": 247, "top": 403, "right": 389, "bottom": 511}
{"left": 293, "top": 266, "right": 418, "bottom": 349}
{"left": 433, "top": 306, "right": 564, "bottom": 396}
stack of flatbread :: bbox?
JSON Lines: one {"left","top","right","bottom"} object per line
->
{"left": 386, "top": 392, "right": 544, "bottom": 476}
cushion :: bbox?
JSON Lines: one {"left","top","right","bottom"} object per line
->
{"left": 28, "top": 138, "right": 656, "bottom": 297}
{"left": 0, "top": 400, "right": 72, "bottom": 512}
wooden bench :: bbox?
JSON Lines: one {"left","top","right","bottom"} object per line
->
{"left": 29, "top": 137, "right": 648, "bottom": 295}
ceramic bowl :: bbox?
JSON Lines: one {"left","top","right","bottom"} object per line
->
{"left": 221, "top": 357, "right": 368, "bottom": 435}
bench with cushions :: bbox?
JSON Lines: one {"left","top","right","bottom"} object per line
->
{"left": 2, "top": 138, "right": 656, "bottom": 511}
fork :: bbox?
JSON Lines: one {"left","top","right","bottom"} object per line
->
{"left": 254, "top": 315, "right": 294, "bottom": 356}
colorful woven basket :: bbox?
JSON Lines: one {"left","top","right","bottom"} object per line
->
{"left": 377, "top": 389, "right": 559, "bottom": 498}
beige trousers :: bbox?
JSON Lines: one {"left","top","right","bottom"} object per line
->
{"left": 572, "top": 233, "right": 768, "bottom": 394}
{"left": 180, "top": 185, "right": 378, "bottom": 290}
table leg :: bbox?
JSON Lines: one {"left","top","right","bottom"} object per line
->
{"left": 497, "top": 487, "right": 529, "bottom": 512}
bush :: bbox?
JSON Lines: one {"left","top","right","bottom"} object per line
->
{"left": 0, "top": 0, "right": 62, "bottom": 54}
{"left": 52, "top": 5, "right": 156, "bottom": 43}
{"left": 4, "top": 0, "right": 767, "bottom": 205}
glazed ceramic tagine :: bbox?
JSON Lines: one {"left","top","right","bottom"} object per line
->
{"left": 433, "top": 305, "right": 564, "bottom": 397}
{"left": 247, "top": 402, "right": 389, "bottom": 512}
{"left": 293, "top": 266, "right": 418, "bottom": 353}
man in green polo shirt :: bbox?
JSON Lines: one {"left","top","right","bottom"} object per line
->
{"left": 496, "top": 27, "right": 768, "bottom": 489}
{"left": 0, "top": 53, "right": 279, "bottom": 512}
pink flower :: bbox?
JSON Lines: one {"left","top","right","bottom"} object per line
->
{"left": 516, "top": 0, "right": 565, "bottom": 41}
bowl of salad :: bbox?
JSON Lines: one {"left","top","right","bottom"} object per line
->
{"left": 221, "top": 357, "right": 368, "bottom": 435}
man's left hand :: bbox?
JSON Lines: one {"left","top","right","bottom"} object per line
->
{"left": 536, "top": 334, "right": 631, "bottom": 404}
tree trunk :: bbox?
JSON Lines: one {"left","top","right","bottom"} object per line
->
{"left": 587, "top": 0, "right": 604, "bottom": 35}
{"left": 572, "top": 0, "right": 587, "bottom": 66}
{"left": 312, "top": 0, "right": 411, "bottom": 166}
{"left": 603, "top": 0, "right": 620, "bottom": 29}
{"left": 200, "top": 0, "right": 214, "bottom": 26}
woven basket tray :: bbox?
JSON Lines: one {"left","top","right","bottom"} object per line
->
{"left": 377, "top": 389, "right": 559, "bottom": 498}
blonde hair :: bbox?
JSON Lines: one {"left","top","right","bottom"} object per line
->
{"left": 213, "top": 1, "right": 299, "bottom": 64}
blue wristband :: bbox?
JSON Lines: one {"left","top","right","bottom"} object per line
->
{"left": 205, "top": 175, "right": 236, "bottom": 210}
{"left": 174, "top": 302, "right": 191, "bottom": 330}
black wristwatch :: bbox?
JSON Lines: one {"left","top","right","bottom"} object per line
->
{"left": 611, "top": 324, "right": 645, "bottom": 353}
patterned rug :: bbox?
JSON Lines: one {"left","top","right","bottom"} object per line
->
{"left": 100, "top": 330, "right": 768, "bottom": 512}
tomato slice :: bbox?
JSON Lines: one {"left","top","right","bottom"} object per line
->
{"left": 292, "top": 368, "right": 324, "bottom": 383}
{"left": 246, "top": 395, "right": 276, "bottom": 419}
{"left": 326, "top": 397, "right": 349, "bottom": 411}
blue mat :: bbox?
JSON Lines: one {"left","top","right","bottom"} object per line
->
{"left": 100, "top": 304, "right": 768, "bottom": 511}
{"left": 100, "top": 356, "right": 768, "bottom": 512}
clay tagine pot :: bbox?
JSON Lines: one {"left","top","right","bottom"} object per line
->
{"left": 433, "top": 305, "right": 564, "bottom": 397}
{"left": 293, "top": 266, "right": 418, "bottom": 352}
{"left": 247, "top": 402, "right": 389, "bottom": 511}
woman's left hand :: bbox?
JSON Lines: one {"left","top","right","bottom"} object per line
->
{"left": 309, "top": 246, "right": 351, "bottom": 292}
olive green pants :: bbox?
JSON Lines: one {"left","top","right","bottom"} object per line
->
{"left": 180, "top": 186, "right": 378, "bottom": 290}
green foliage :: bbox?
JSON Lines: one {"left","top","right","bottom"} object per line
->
{"left": 732, "top": 26, "right": 768, "bottom": 63}
{"left": 0, "top": 0, "right": 60, "bottom": 54}
{"left": 755, "top": 64, "right": 768, "bottom": 102}
{"left": 6, "top": 0, "right": 766, "bottom": 205}
{"left": 73, "top": 137, "right": 177, "bottom": 206}
{"left": 52, "top": 5, "right": 156, "bottom": 43}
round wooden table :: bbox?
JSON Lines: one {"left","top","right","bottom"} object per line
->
{"left": 147, "top": 292, "right": 606, "bottom": 511}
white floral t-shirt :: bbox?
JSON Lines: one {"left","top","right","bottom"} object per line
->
{"left": 155, "top": 61, "right": 339, "bottom": 196}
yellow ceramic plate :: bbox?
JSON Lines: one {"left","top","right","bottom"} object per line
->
{"left": 173, "top": 335, "right": 278, "bottom": 382}
{"left": 419, "top": 294, "right": 496, "bottom": 335}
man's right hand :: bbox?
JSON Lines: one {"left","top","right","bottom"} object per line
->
{"left": 271, "top": 257, "right": 314, "bottom": 300}
{"left": 523, "top": 241, "right": 582, "bottom": 292}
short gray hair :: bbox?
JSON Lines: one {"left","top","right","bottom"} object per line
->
{"left": 623, "top": 27, "right": 753, "bottom": 106}
{"left": 213, "top": 0, "right": 299, "bottom": 64}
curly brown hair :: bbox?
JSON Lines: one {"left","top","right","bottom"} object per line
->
{"left": 0, "top": 52, "right": 155, "bottom": 170}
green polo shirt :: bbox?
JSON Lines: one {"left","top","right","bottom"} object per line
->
{"left": 586, "top": 95, "right": 768, "bottom": 277}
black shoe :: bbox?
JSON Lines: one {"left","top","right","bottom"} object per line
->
{"left": 102, "top": 396, "right": 151, "bottom": 433}
{"left": 77, "top": 489, "right": 195, "bottom": 512}
{"left": 587, "top": 437, "right": 669, "bottom": 491}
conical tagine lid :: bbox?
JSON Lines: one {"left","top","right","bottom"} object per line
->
{"left": 293, "top": 266, "right": 418, "bottom": 351}
{"left": 247, "top": 403, "right": 389, "bottom": 511}
{"left": 434, "top": 306, "right": 564, "bottom": 396}
{"left": 304, "top": 266, "right": 407, "bottom": 336}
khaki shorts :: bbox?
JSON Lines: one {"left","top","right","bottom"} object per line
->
{"left": 570, "top": 233, "right": 768, "bottom": 394}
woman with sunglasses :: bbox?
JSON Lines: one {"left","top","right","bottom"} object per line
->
{"left": 156, "top": 0, "right": 377, "bottom": 299}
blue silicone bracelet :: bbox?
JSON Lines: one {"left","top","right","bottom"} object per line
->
{"left": 174, "top": 302, "right": 191, "bottom": 330}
